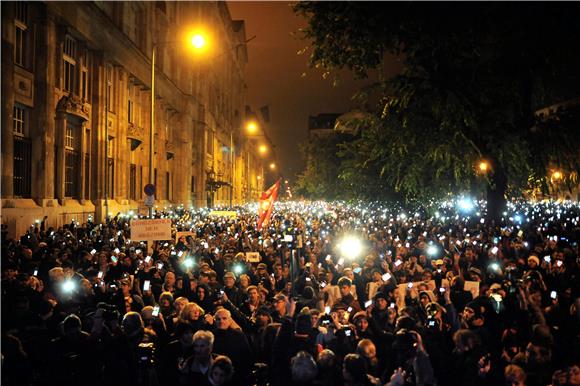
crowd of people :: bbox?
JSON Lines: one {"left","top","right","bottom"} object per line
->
{"left": 2, "top": 199, "right": 579, "bottom": 386}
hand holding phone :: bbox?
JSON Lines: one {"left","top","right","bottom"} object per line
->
{"left": 143, "top": 280, "right": 151, "bottom": 292}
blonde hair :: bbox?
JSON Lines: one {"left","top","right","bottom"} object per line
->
{"left": 180, "top": 302, "right": 205, "bottom": 322}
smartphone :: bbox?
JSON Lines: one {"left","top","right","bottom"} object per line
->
{"left": 439, "top": 287, "right": 445, "bottom": 293}
{"left": 347, "top": 307, "right": 353, "bottom": 313}
{"left": 111, "top": 256, "right": 118, "bottom": 263}
{"left": 382, "top": 273, "right": 391, "bottom": 282}
{"left": 407, "top": 282, "right": 414, "bottom": 289}
{"left": 157, "top": 262, "right": 163, "bottom": 270}
{"left": 394, "top": 260, "right": 403, "bottom": 267}
{"left": 556, "top": 260, "right": 563, "bottom": 267}
{"left": 344, "top": 328, "right": 352, "bottom": 337}
{"left": 390, "top": 302, "right": 396, "bottom": 308}
{"left": 353, "top": 267, "right": 362, "bottom": 274}
{"left": 152, "top": 305, "right": 160, "bottom": 317}
{"left": 324, "top": 306, "right": 331, "bottom": 314}
{"left": 91, "top": 249, "right": 97, "bottom": 255}
{"left": 365, "top": 300, "right": 373, "bottom": 308}
{"left": 98, "top": 271, "right": 104, "bottom": 279}
{"left": 33, "top": 269, "right": 38, "bottom": 276}
{"left": 550, "top": 290, "right": 557, "bottom": 300}
{"left": 114, "top": 248, "right": 120, "bottom": 254}
{"left": 143, "top": 280, "right": 151, "bottom": 292}
{"left": 320, "top": 281, "right": 327, "bottom": 288}
{"left": 544, "top": 255, "right": 551, "bottom": 263}
{"left": 284, "top": 235, "right": 293, "bottom": 242}
{"left": 145, "top": 256, "right": 152, "bottom": 263}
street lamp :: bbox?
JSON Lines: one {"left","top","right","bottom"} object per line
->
{"left": 269, "top": 162, "right": 276, "bottom": 170}
{"left": 552, "top": 170, "right": 563, "bottom": 180}
{"left": 246, "top": 121, "right": 258, "bottom": 135}
{"left": 478, "top": 161, "right": 490, "bottom": 172}
{"left": 150, "top": 33, "right": 207, "bottom": 217}
{"left": 259, "top": 144, "right": 268, "bottom": 155}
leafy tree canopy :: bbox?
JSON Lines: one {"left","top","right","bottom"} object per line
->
{"left": 294, "top": 3, "right": 580, "bottom": 218}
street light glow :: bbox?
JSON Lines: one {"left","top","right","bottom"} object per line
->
{"left": 269, "top": 163, "right": 276, "bottom": 170}
{"left": 246, "top": 121, "right": 258, "bottom": 134}
{"left": 259, "top": 145, "right": 268, "bottom": 154}
{"left": 552, "top": 171, "right": 563, "bottom": 180}
{"left": 478, "top": 161, "right": 489, "bottom": 172}
{"left": 191, "top": 33, "right": 206, "bottom": 49}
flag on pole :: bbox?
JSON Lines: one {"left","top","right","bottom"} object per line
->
{"left": 257, "top": 179, "right": 280, "bottom": 230}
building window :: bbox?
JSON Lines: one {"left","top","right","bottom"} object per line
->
{"left": 14, "top": 2, "right": 28, "bottom": 68}
{"left": 13, "top": 105, "right": 27, "bottom": 136}
{"left": 107, "top": 158, "right": 114, "bottom": 199}
{"left": 84, "top": 152, "right": 91, "bottom": 200}
{"left": 80, "top": 49, "right": 90, "bottom": 101}
{"left": 130, "top": 163, "right": 137, "bottom": 200}
{"left": 128, "top": 98, "right": 134, "bottom": 123}
{"left": 106, "top": 65, "right": 114, "bottom": 112}
{"left": 106, "top": 137, "right": 114, "bottom": 199}
{"left": 63, "top": 35, "right": 77, "bottom": 93}
{"left": 166, "top": 171, "right": 170, "bottom": 200}
{"left": 13, "top": 104, "right": 31, "bottom": 197}
{"left": 64, "top": 119, "right": 80, "bottom": 198}
{"left": 206, "top": 129, "right": 214, "bottom": 155}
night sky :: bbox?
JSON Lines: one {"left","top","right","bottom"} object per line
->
{"left": 228, "top": 2, "right": 402, "bottom": 182}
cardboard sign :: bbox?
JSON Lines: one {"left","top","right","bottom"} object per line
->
{"left": 209, "top": 211, "right": 237, "bottom": 218}
{"left": 176, "top": 231, "right": 196, "bottom": 243}
{"left": 463, "top": 281, "right": 480, "bottom": 298}
{"left": 245, "top": 252, "right": 261, "bottom": 263}
{"left": 130, "top": 219, "right": 172, "bottom": 241}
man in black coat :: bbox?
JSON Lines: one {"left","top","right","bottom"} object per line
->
{"left": 212, "top": 308, "right": 253, "bottom": 385}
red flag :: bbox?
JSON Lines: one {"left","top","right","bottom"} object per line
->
{"left": 257, "top": 179, "right": 280, "bottom": 230}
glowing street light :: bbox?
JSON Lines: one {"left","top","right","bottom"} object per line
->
{"left": 246, "top": 121, "right": 258, "bottom": 135}
{"left": 190, "top": 33, "right": 206, "bottom": 49}
{"left": 552, "top": 171, "right": 563, "bottom": 180}
{"left": 269, "top": 163, "right": 276, "bottom": 170}
{"left": 259, "top": 145, "right": 268, "bottom": 155}
{"left": 478, "top": 161, "right": 490, "bottom": 172}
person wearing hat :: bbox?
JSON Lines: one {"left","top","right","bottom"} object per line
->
{"left": 527, "top": 255, "right": 540, "bottom": 270}
{"left": 271, "top": 293, "right": 291, "bottom": 323}
{"left": 112, "top": 277, "right": 144, "bottom": 315}
{"left": 468, "top": 267, "right": 483, "bottom": 282}
{"left": 222, "top": 271, "right": 243, "bottom": 307}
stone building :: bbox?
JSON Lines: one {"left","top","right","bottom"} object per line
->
{"left": 1, "top": 1, "right": 266, "bottom": 238}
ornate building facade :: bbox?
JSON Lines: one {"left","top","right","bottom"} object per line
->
{"left": 1, "top": 1, "right": 266, "bottom": 237}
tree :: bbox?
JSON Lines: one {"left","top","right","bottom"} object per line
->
{"left": 295, "top": 133, "right": 349, "bottom": 200}
{"left": 294, "top": 3, "right": 580, "bottom": 219}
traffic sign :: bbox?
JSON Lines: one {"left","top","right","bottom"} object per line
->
{"left": 144, "top": 195, "right": 155, "bottom": 207}
{"left": 144, "top": 184, "right": 156, "bottom": 196}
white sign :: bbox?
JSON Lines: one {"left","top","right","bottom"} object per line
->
{"left": 245, "top": 252, "right": 262, "bottom": 263}
{"left": 144, "top": 195, "right": 155, "bottom": 207}
{"left": 131, "top": 219, "right": 172, "bottom": 241}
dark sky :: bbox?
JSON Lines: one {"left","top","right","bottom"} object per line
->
{"left": 228, "top": 1, "right": 395, "bottom": 182}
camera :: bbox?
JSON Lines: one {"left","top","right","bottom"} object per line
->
{"left": 97, "top": 302, "right": 120, "bottom": 321}
{"left": 137, "top": 342, "right": 156, "bottom": 367}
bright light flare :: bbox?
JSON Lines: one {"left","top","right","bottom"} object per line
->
{"left": 190, "top": 33, "right": 206, "bottom": 49}
{"left": 246, "top": 121, "right": 258, "bottom": 134}
{"left": 457, "top": 197, "right": 475, "bottom": 212}
{"left": 427, "top": 245, "right": 438, "bottom": 256}
{"left": 62, "top": 280, "right": 76, "bottom": 293}
{"left": 338, "top": 236, "right": 363, "bottom": 259}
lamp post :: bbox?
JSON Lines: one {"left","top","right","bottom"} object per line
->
{"left": 149, "top": 44, "right": 156, "bottom": 218}
{"left": 149, "top": 33, "right": 207, "bottom": 217}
